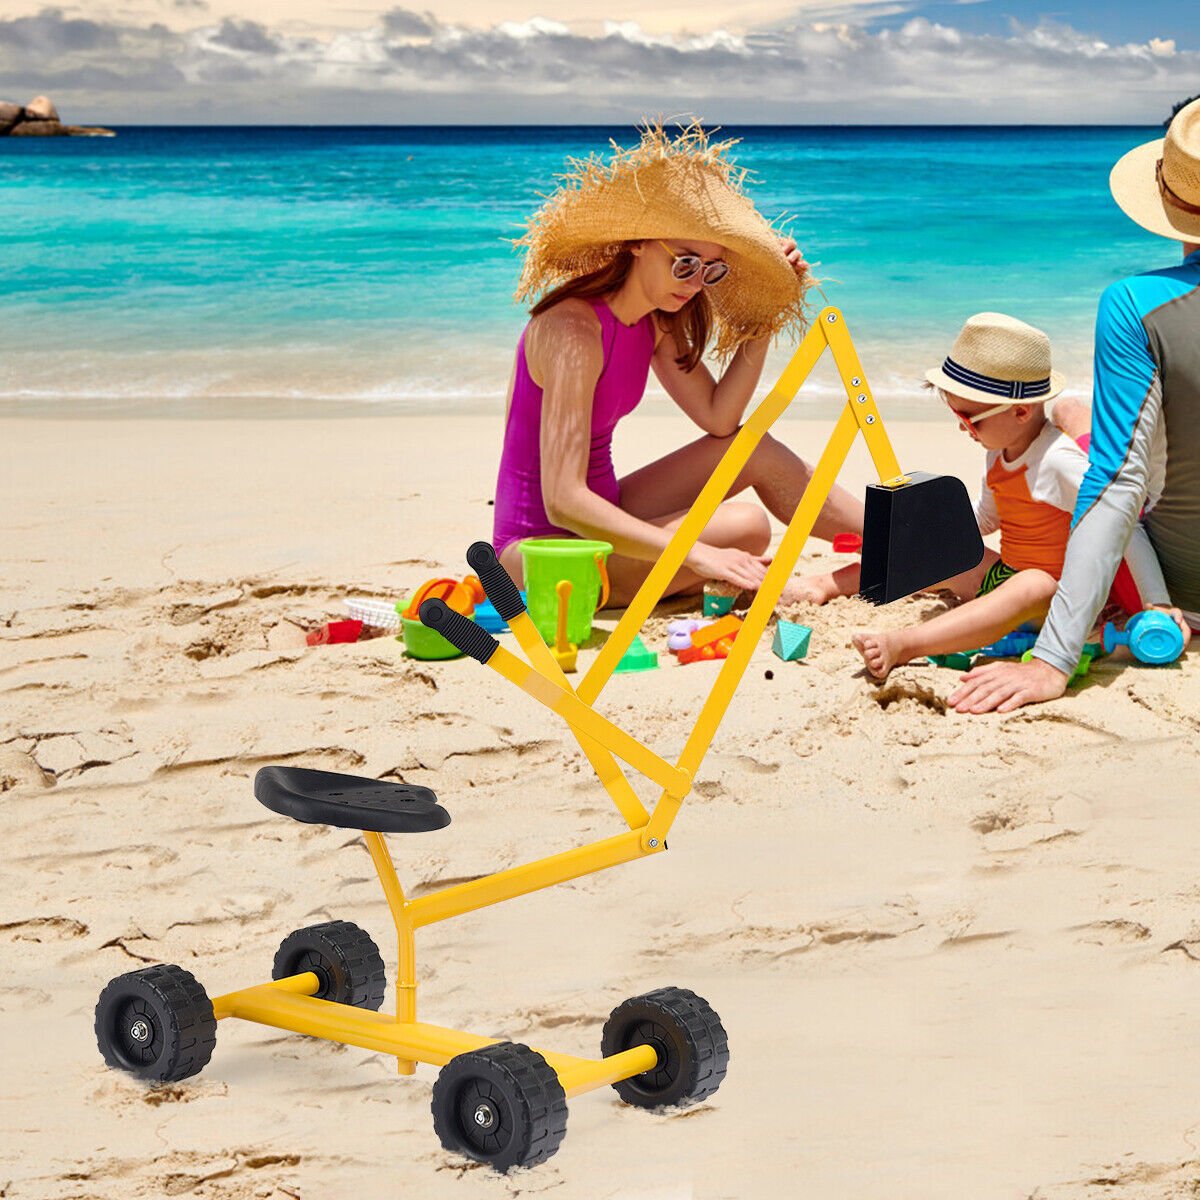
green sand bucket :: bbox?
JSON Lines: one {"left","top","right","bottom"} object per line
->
{"left": 519, "top": 538, "right": 613, "bottom": 645}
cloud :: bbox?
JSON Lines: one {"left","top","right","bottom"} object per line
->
{"left": 0, "top": 7, "right": 119, "bottom": 55}
{"left": 0, "top": 5, "right": 1194, "bottom": 124}
{"left": 381, "top": 8, "right": 436, "bottom": 38}
{"left": 207, "top": 18, "right": 281, "bottom": 55}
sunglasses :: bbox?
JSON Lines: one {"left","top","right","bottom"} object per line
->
{"left": 656, "top": 240, "right": 730, "bottom": 287}
{"left": 945, "top": 398, "right": 1010, "bottom": 436}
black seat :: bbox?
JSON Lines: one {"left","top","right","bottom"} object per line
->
{"left": 254, "top": 767, "right": 450, "bottom": 834}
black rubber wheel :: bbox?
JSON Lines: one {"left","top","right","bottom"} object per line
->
{"left": 601, "top": 986, "right": 729, "bottom": 1108}
{"left": 95, "top": 964, "right": 216, "bottom": 1082}
{"left": 431, "top": 1042, "right": 568, "bottom": 1171}
{"left": 272, "top": 920, "right": 386, "bottom": 1011}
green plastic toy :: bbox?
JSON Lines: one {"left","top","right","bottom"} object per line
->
{"left": 397, "top": 600, "right": 464, "bottom": 660}
{"left": 927, "top": 651, "right": 976, "bottom": 670}
{"left": 519, "top": 538, "right": 613, "bottom": 646}
{"left": 703, "top": 592, "right": 736, "bottom": 618}
{"left": 613, "top": 634, "right": 659, "bottom": 673}
{"left": 772, "top": 621, "right": 811, "bottom": 661}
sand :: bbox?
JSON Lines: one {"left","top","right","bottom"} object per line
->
{"left": 2, "top": 411, "right": 1198, "bottom": 1200}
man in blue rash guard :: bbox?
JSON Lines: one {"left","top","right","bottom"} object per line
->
{"left": 950, "top": 99, "right": 1200, "bottom": 714}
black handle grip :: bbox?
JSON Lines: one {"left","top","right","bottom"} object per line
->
{"left": 466, "top": 540, "right": 527, "bottom": 622}
{"left": 419, "top": 598, "right": 499, "bottom": 664}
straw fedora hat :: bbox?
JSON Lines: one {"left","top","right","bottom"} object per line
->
{"left": 1110, "top": 96, "right": 1200, "bottom": 242}
{"left": 924, "top": 312, "right": 1065, "bottom": 406}
{"left": 513, "top": 121, "right": 807, "bottom": 359}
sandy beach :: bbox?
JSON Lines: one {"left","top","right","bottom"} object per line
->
{"left": 3, "top": 410, "right": 1198, "bottom": 1200}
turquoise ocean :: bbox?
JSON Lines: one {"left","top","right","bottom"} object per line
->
{"left": 0, "top": 125, "right": 1180, "bottom": 416}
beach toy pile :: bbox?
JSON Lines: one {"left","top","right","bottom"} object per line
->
{"left": 398, "top": 575, "right": 484, "bottom": 660}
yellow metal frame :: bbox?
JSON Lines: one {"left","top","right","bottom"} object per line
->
{"left": 213, "top": 308, "right": 908, "bottom": 1093}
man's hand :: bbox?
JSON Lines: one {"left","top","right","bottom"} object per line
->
{"left": 1146, "top": 604, "right": 1193, "bottom": 650}
{"left": 947, "top": 656, "right": 1070, "bottom": 714}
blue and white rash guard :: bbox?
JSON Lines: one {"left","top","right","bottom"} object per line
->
{"left": 1034, "top": 248, "right": 1200, "bottom": 675}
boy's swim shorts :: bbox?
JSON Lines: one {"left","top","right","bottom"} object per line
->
{"left": 976, "top": 559, "right": 1018, "bottom": 597}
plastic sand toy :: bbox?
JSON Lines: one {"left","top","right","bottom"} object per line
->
{"left": 345, "top": 597, "right": 402, "bottom": 631}
{"left": 474, "top": 591, "right": 528, "bottom": 633}
{"left": 703, "top": 591, "right": 736, "bottom": 617}
{"left": 519, "top": 538, "right": 612, "bottom": 646}
{"left": 927, "top": 651, "right": 976, "bottom": 670}
{"left": 94, "top": 307, "right": 984, "bottom": 1174}
{"left": 552, "top": 580, "right": 578, "bottom": 673}
{"left": 613, "top": 634, "right": 658, "bottom": 673}
{"left": 667, "top": 618, "right": 710, "bottom": 652}
{"left": 398, "top": 578, "right": 477, "bottom": 660}
{"left": 1103, "top": 610, "right": 1185, "bottom": 665}
{"left": 772, "top": 621, "right": 811, "bottom": 661}
{"left": 306, "top": 619, "right": 363, "bottom": 646}
{"left": 979, "top": 629, "right": 1039, "bottom": 658}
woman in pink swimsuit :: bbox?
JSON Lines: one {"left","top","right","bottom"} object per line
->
{"left": 494, "top": 125, "right": 863, "bottom": 607}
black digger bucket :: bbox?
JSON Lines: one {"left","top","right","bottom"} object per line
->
{"left": 859, "top": 472, "right": 984, "bottom": 604}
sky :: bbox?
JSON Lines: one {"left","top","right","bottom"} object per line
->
{"left": 0, "top": 0, "right": 1196, "bottom": 124}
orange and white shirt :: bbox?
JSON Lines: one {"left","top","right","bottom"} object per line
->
{"left": 973, "top": 422, "right": 1165, "bottom": 592}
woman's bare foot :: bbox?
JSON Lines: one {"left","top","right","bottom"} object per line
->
{"left": 780, "top": 573, "right": 840, "bottom": 605}
{"left": 852, "top": 630, "right": 913, "bottom": 681}
{"left": 780, "top": 562, "right": 862, "bottom": 607}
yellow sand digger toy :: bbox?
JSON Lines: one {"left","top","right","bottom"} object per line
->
{"left": 94, "top": 308, "right": 982, "bottom": 1171}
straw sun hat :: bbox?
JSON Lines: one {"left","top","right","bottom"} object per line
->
{"left": 1110, "top": 96, "right": 1200, "bottom": 242}
{"left": 924, "top": 312, "right": 1066, "bottom": 407}
{"left": 513, "top": 121, "right": 808, "bottom": 359}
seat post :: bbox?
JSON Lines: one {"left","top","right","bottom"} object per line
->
{"left": 362, "top": 831, "right": 418, "bottom": 1075}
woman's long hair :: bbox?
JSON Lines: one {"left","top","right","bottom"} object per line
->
{"left": 529, "top": 243, "right": 712, "bottom": 373}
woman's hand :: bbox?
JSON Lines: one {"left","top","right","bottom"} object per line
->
{"left": 778, "top": 236, "right": 809, "bottom": 282}
{"left": 687, "top": 543, "right": 771, "bottom": 592}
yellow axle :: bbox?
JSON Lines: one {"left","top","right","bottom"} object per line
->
{"left": 211, "top": 974, "right": 657, "bottom": 1098}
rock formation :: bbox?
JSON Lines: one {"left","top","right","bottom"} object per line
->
{"left": 24, "top": 95, "right": 59, "bottom": 122}
{"left": 0, "top": 95, "right": 114, "bottom": 137}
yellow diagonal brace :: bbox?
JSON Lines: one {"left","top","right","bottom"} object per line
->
{"left": 485, "top": 642, "right": 689, "bottom": 796}
{"left": 823, "top": 311, "right": 905, "bottom": 484}
{"left": 663, "top": 401, "right": 861, "bottom": 804}
{"left": 507, "top": 610, "right": 649, "bottom": 830}
{"left": 577, "top": 316, "right": 832, "bottom": 706}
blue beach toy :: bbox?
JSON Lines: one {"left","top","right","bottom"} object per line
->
{"left": 1102, "top": 610, "right": 1184, "bottom": 665}
{"left": 979, "top": 630, "right": 1038, "bottom": 658}
{"left": 473, "top": 592, "right": 528, "bottom": 634}
{"left": 772, "top": 621, "right": 812, "bottom": 662}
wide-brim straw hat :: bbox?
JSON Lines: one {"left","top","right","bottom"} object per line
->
{"left": 513, "top": 122, "right": 807, "bottom": 360}
{"left": 1110, "top": 97, "right": 1200, "bottom": 242}
{"left": 924, "top": 312, "right": 1066, "bottom": 407}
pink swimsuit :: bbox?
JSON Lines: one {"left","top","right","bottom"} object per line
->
{"left": 492, "top": 298, "right": 656, "bottom": 554}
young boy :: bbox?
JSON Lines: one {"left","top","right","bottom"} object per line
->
{"left": 851, "top": 312, "right": 1167, "bottom": 680}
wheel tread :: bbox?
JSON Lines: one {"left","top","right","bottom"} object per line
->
{"left": 272, "top": 920, "right": 386, "bottom": 1011}
{"left": 602, "top": 985, "right": 729, "bottom": 1108}
{"left": 431, "top": 1041, "right": 568, "bottom": 1170}
{"left": 94, "top": 964, "right": 216, "bottom": 1082}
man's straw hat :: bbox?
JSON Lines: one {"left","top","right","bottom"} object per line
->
{"left": 1109, "top": 97, "right": 1200, "bottom": 242}
{"left": 513, "top": 122, "right": 807, "bottom": 359}
{"left": 924, "top": 312, "right": 1065, "bottom": 407}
